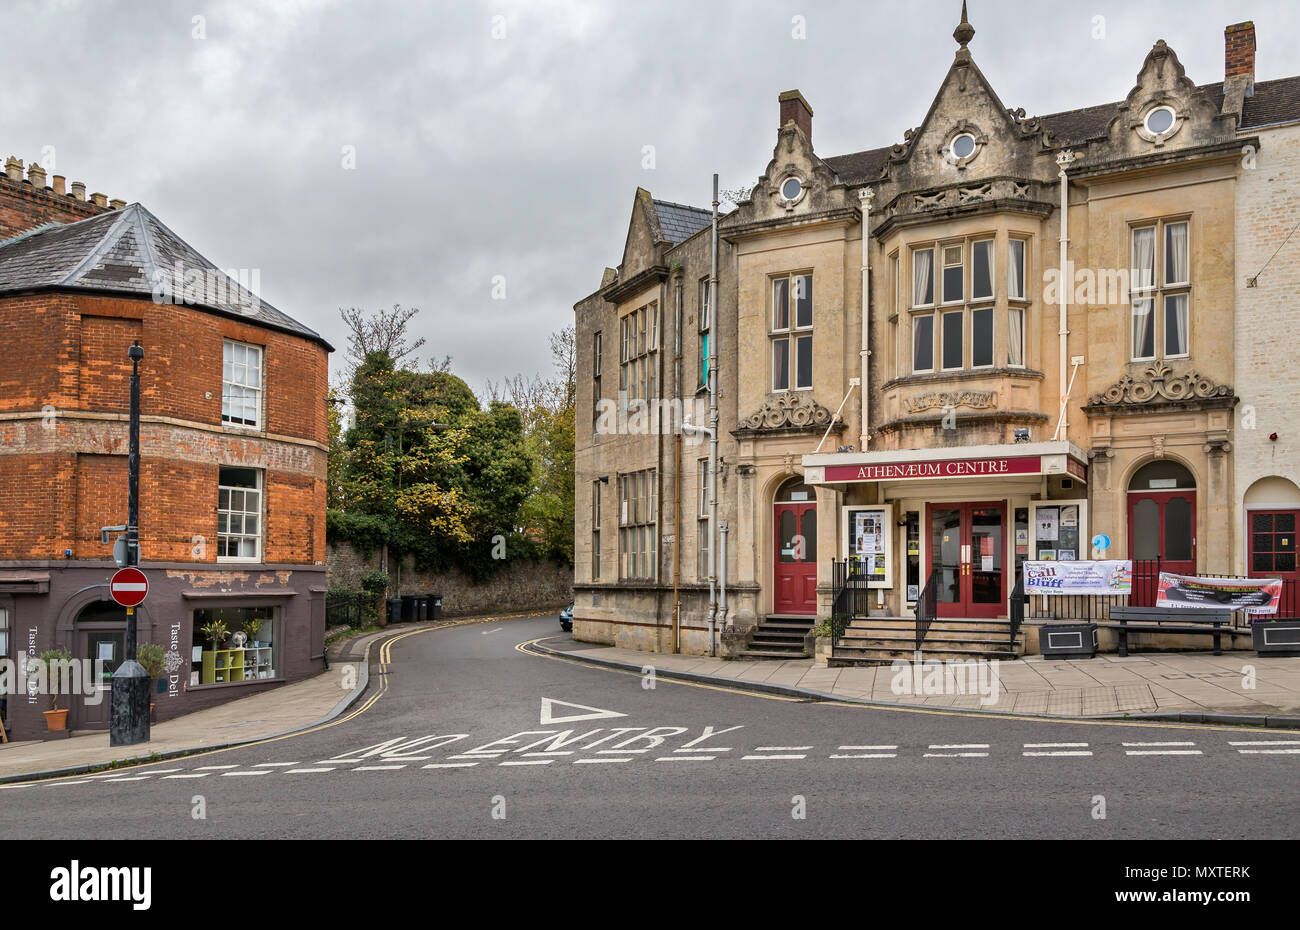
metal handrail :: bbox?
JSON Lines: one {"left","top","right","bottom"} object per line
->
{"left": 1009, "top": 575, "right": 1025, "bottom": 651}
{"left": 914, "top": 567, "right": 940, "bottom": 653}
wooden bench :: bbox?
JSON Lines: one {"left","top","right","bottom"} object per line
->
{"left": 1105, "top": 606, "right": 1233, "bottom": 656}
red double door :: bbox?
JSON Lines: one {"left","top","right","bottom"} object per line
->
{"left": 927, "top": 501, "right": 1006, "bottom": 619}
{"left": 773, "top": 502, "right": 818, "bottom": 615}
{"left": 1128, "top": 489, "right": 1196, "bottom": 604}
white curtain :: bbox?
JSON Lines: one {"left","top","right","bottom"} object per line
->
{"left": 1167, "top": 294, "right": 1189, "bottom": 355}
{"left": 1008, "top": 308, "right": 1024, "bottom": 366}
{"left": 1132, "top": 227, "right": 1156, "bottom": 291}
{"left": 1132, "top": 299, "right": 1154, "bottom": 358}
{"left": 913, "top": 248, "right": 932, "bottom": 306}
{"left": 981, "top": 240, "right": 995, "bottom": 299}
{"left": 1008, "top": 240, "right": 1024, "bottom": 299}
{"left": 1166, "top": 222, "right": 1188, "bottom": 284}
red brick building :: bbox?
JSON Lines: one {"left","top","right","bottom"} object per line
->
{"left": 0, "top": 157, "right": 331, "bottom": 736}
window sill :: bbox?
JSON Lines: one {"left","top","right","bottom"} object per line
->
{"left": 188, "top": 676, "right": 283, "bottom": 692}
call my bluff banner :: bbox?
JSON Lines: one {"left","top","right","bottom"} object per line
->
{"left": 1024, "top": 560, "right": 1133, "bottom": 596}
{"left": 1156, "top": 572, "right": 1283, "bottom": 614}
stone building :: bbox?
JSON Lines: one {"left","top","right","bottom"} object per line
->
{"left": 0, "top": 156, "right": 331, "bottom": 736}
{"left": 576, "top": 13, "right": 1300, "bottom": 658}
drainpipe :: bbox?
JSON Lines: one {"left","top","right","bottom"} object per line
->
{"left": 857, "top": 188, "right": 874, "bottom": 451}
{"left": 1053, "top": 150, "right": 1078, "bottom": 442}
{"left": 673, "top": 272, "right": 683, "bottom": 653}
{"left": 719, "top": 520, "right": 728, "bottom": 629}
{"left": 707, "top": 173, "right": 720, "bottom": 657}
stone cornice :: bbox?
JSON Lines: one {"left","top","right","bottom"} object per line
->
{"left": 721, "top": 206, "right": 860, "bottom": 243}
{"left": 602, "top": 264, "right": 668, "bottom": 305}
{"left": 881, "top": 367, "right": 1045, "bottom": 393}
{"left": 0, "top": 410, "right": 325, "bottom": 452}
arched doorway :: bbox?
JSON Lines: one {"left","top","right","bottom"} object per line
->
{"left": 773, "top": 478, "right": 817, "bottom": 615}
{"left": 1128, "top": 460, "right": 1196, "bottom": 602}
{"left": 71, "top": 600, "right": 129, "bottom": 731}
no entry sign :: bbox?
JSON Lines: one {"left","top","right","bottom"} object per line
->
{"left": 109, "top": 567, "right": 149, "bottom": 608}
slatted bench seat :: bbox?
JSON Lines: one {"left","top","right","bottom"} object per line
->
{"left": 1103, "top": 606, "right": 1233, "bottom": 656}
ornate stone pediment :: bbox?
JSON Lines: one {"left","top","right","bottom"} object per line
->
{"left": 1086, "top": 364, "right": 1234, "bottom": 410}
{"left": 904, "top": 390, "right": 996, "bottom": 414}
{"left": 739, "top": 393, "right": 834, "bottom": 432}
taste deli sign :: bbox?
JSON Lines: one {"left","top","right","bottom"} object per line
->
{"left": 823, "top": 455, "right": 1045, "bottom": 484}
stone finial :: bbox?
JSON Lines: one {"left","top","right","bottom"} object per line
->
{"left": 109, "top": 198, "right": 126, "bottom": 209}
{"left": 70, "top": 181, "right": 86, "bottom": 200}
{"left": 27, "top": 162, "right": 46, "bottom": 189}
{"left": 954, "top": 0, "right": 975, "bottom": 49}
{"left": 4, "top": 157, "right": 22, "bottom": 181}
{"left": 52, "top": 175, "right": 66, "bottom": 195}
{"left": 90, "top": 192, "right": 108, "bottom": 207}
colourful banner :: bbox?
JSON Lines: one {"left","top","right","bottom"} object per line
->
{"left": 1023, "top": 560, "right": 1132, "bottom": 596}
{"left": 1156, "top": 573, "right": 1282, "bottom": 614}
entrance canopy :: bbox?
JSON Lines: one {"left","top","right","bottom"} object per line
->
{"left": 802, "top": 441, "right": 1088, "bottom": 486}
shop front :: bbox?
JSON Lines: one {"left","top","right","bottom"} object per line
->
{"left": 804, "top": 442, "right": 1090, "bottom": 619}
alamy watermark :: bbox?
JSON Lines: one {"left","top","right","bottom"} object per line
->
{"left": 890, "top": 657, "right": 1001, "bottom": 706}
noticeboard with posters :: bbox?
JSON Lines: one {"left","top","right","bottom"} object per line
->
{"left": 1029, "top": 501, "right": 1087, "bottom": 562}
{"left": 842, "top": 504, "right": 894, "bottom": 589}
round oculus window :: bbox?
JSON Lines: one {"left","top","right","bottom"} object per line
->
{"left": 781, "top": 177, "right": 802, "bottom": 200}
{"left": 950, "top": 133, "right": 977, "bottom": 160}
{"left": 1144, "top": 106, "right": 1175, "bottom": 135}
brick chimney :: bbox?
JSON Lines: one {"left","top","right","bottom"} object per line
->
{"left": 1225, "top": 21, "right": 1256, "bottom": 81}
{"left": 779, "top": 90, "right": 813, "bottom": 145}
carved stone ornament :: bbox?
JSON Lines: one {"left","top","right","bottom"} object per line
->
{"left": 904, "top": 390, "right": 996, "bottom": 414}
{"left": 740, "top": 393, "right": 833, "bottom": 431}
{"left": 1088, "top": 364, "right": 1233, "bottom": 407}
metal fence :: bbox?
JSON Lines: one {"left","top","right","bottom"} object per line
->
{"left": 325, "top": 592, "right": 372, "bottom": 628}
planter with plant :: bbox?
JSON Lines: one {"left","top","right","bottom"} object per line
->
{"left": 137, "top": 643, "right": 166, "bottom": 719}
{"left": 199, "top": 619, "right": 228, "bottom": 651}
{"left": 31, "top": 648, "right": 74, "bottom": 731}
{"left": 242, "top": 615, "right": 264, "bottom": 647}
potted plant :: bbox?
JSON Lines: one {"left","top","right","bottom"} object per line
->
{"left": 137, "top": 643, "right": 165, "bottom": 721}
{"left": 242, "top": 615, "right": 263, "bottom": 647}
{"left": 199, "top": 619, "right": 228, "bottom": 651}
{"left": 32, "top": 648, "right": 74, "bottom": 732}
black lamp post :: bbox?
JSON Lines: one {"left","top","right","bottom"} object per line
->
{"left": 110, "top": 339, "right": 150, "bottom": 746}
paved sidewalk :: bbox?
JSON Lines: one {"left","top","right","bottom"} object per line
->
{"left": 546, "top": 642, "right": 1300, "bottom": 725}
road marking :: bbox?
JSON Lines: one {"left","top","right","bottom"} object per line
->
{"left": 674, "top": 746, "right": 732, "bottom": 753}
{"left": 196, "top": 764, "right": 239, "bottom": 770}
{"left": 255, "top": 762, "right": 300, "bottom": 767}
{"left": 499, "top": 759, "right": 553, "bottom": 766}
{"left": 220, "top": 769, "right": 271, "bottom": 776}
{"left": 1235, "top": 748, "right": 1300, "bottom": 754}
{"left": 574, "top": 757, "right": 629, "bottom": 764}
{"left": 838, "top": 745, "right": 898, "bottom": 750}
{"left": 1122, "top": 741, "right": 1196, "bottom": 747}
{"left": 146, "top": 768, "right": 183, "bottom": 774}
{"left": 755, "top": 746, "right": 813, "bottom": 751}
{"left": 923, "top": 752, "right": 989, "bottom": 758}
{"left": 46, "top": 779, "right": 95, "bottom": 785}
{"left": 103, "top": 776, "right": 151, "bottom": 781}
{"left": 163, "top": 773, "right": 209, "bottom": 779}
{"left": 287, "top": 768, "right": 335, "bottom": 774}
{"left": 1229, "top": 740, "right": 1300, "bottom": 746}
{"left": 423, "top": 762, "right": 479, "bottom": 769}
{"left": 597, "top": 748, "right": 650, "bottom": 754}
{"left": 540, "top": 697, "right": 627, "bottom": 725}
{"left": 928, "top": 744, "right": 990, "bottom": 750}
{"left": 482, "top": 628, "right": 503, "bottom": 634}
{"left": 522, "top": 751, "right": 573, "bottom": 757}
{"left": 1125, "top": 750, "right": 1203, "bottom": 756}
{"left": 742, "top": 754, "right": 806, "bottom": 760}
{"left": 1024, "top": 743, "right": 1089, "bottom": 749}
{"left": 354, "top": 765, "right": 407, "bottom": 771}
{"left": 656, "top": 755, "right": 716, "bottom": 762}
{"left": 829, "top": 753, "right": 896, "bottom": 759}
{"left": 97, "top": 772, "right": 151, "bottom": 780}
{"left": 1023, "top": 751, "right": 1094, "bottom": 757}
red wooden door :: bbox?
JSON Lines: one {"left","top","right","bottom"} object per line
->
{"left": 773, "top": 502, "right": 817, "bottom": 614}
{"left": 928, "top": 501, "right": 1006, "bottom": 618}
{"left": 1249, "top": 509, "right": 1299, "bottom": 616}
{"left": 1128, "top": 489, "right": 1197, "bottom": 605}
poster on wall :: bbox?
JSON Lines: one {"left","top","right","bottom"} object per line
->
{"left": 1036, "top": 508, "right": 1059, "bottom": 541}
{"left": 1156, "top": 573, "right": 1283, "bottom": 613}
{"left": 1024, "top": 560, "right": 1133, "bottom": 595}
{"left": 844, "top": 506, "right": 892, "bottom": 587}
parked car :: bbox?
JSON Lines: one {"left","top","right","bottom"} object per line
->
{"left": 559, "top": 602, "right": 573, "bottom": 632}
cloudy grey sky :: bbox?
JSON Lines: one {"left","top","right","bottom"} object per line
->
{"left": 3, "top": 0, "right": 1295, "bottom": 393}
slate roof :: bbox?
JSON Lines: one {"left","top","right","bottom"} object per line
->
{"left": 0, "top": 202, "right": 329, "bottom": 348}
{"left": 823, "top": 76, "right": 1300, "bottom": 183}
{"left": 652, "top": 199, "right": 713, "bottom": 244}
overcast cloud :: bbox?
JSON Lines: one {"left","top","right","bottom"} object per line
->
{"left": 3, "top": 0, "right": 1295, "bottom": 393}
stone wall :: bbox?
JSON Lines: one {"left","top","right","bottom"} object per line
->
{"left": 327, "top": 540, "right": 573, "bottom": 618}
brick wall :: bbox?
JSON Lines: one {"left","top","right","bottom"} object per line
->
{"left": 326, "top": 540, "right": 573, "bottom": 618}
{"left": 0, "top": 173, "right": 111, "bottom": 239}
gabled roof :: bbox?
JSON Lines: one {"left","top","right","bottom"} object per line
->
{"left": 651, "top": 199, "right": 712, "bottom": 244}
{"left": 821, "top": 76, "right": 1300, "bottom": 183}
{"left": 0, "top": 202, "right": 329, "bottom": 348}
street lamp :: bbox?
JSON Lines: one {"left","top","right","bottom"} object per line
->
{"left": 110, "top": 340, "right": 150, "bottom": 746}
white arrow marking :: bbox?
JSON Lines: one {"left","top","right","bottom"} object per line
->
{"left": 481, "top": 628, "right": 502, "bottom": 635}
{"left": 540, "top": 697, "right": 627, "bottom": 725}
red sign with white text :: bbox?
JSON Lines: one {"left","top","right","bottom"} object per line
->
{"left": 109, "top": 567, "right": 149, "bottom": 608}
{"left": 824, "top": 456, "right": 1043, "bottom": 484}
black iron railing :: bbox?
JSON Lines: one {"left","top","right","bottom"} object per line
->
{"left": 1009, "top": 575, "right": 1025, "bottom": 651}
{"left": 914, "top": 567, "right": 940, "bottom": 653}
{"left": 830, "top": 559, "right": 873, "bottom": 636}
{"left": 325, "top": 592, "right": 370, "bottom": 628}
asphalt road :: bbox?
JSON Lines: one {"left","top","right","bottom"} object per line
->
{"left": 2, "top": 614, "right": 1298, "bottom": 839}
